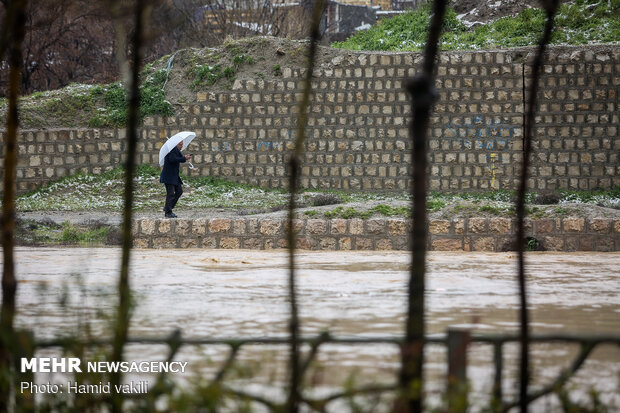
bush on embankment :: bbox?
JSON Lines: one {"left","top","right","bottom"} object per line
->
{"left": 331, "top": 0, "right": 620, "bottom": 51}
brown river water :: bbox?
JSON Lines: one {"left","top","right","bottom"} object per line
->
{"left": 9, "top": 248, "right": 620, "bottom": 412}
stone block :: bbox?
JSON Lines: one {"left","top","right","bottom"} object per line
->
{"left": 454, "top": 219, "right": 465, "bottom": 235}
{"left": 331, "top": 218, "right": 347, "bottom": 235}
{"left": 296, "top": 237, "right": 313, "bottom": 250}
{"left": 489, "top": 218, "right": 511, "bottom": 234}
{"left": 224, "top": 219, "right": 243, "bottom": 235}
{"left": 431, "top": 238, "right": 462, "bottom": 251}
{"left": 247, "top": 219, "right": 260, "bottom": 235}
{"left": 473, "top": 237, "right": 495, "bottom": 251}
{"left": 564, "top": 236, "right": 579, "bottom": 251}
{"left": 355, "top": 238, "right": 373, "bottom": 250}
{"left": 306, "top": 219, "right": 327, "bottom": 235}
{"left": 158, "top": 220, "right": 170, "bottom": 234}
{"left": 589, "top": 218, "right": 611, "bottom": 233}
{"left": 563, "top": 218, "right": 585, "bottom": 232}
{"left": 339, "top": 237, "right": 352, "bottom": 250}
{"left": 376, "top": 239, "right": 393, "bottom": 250}
{"left": 141, "top": 219, "right": 155, "bottom": 235}
{"left": 286, "top": 219, "right": 304, "bottom": 234}
{"left": 260, "top": 219, "right": 282, "bottom": 235}
{"left": 429, "top": 220, "right": 450, "bottom": 234}
{"left": 594, "top": 238, "right": 615, "bottom": 252}
{"left": 366, "top": 219, "right": 385, "bottom": 235}
{"left": 542, "top": 236, "right": 564, "bottom": 251}
{"left": 220, "top": 237, "right": 240, "bottom": 249}
{"left": 243, "top": 238, "right": 263, "bottom": 249}
{"left": 468, "top": 218, "right": 487, "bottom": 233}
{"left": 201, "top": 237, "right": 217, "bottom": 249}
{"left": 133, "top": 238, "right": 149, "bottom": 248}
{"left": 180, "top": 239, "right": 198, "bottom": 248}
{"left": 209, "top": 218, "right": 231, "bottom": 233}
{"left": 388, "top": 219, "right": 407, "bottom": 236}
{"left": 575, "top": 236, "right": 592, "bottom": 251}
{"left": 348, "top": 219, "right": 364, "bottom": 235}
{"left": 153, "top": 237, "right": 175, "bottom": 249}
{"left": 192, "top": 219, "right": 207, "bottom": 236}
{"left": 536, "top": 219, "right": 555, "bottom": 233}
{"left": 319, "top": 237, "right": 337, "bottom": 250}
{"left": 175, "top": 219, "right": 191, "bottom": 236}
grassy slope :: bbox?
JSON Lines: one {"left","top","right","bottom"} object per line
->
{"left": 3, "top": 2, "right": 619, "bottom": 129}
{"left": 332, "top": 0, "right": 620, "bottom": 51}
{"left": 16, "top": 166, "right": 620, "bottom": 218}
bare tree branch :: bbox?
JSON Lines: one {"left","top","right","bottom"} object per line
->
{"left": 397, "top": 1, "right": 447, "bottom": 412}
{"left": 0, "top": 0, "right": 27, "bottom": 410}
{"left": 286, "top": 0, "right": 326, "bottom": 411}
{"left": 515, "top": 1, "right": 559, "bottom": 412}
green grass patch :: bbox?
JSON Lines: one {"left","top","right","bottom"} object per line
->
{"left": 191, "top": 52, "right": 255, "bottom": 90}
{"left": 526, "top": 206, "right": 546, "bottom": 219}
{"left": 324, "top": 206, "right": 344, "bottom": 218}
{"left": 342, "top": 207, "right": 362, "bottom": 219}
{"left": 427, "top": 198, "right": 446, "bottom": 212}
{"left": 24, "top": 220, "right": 112, "bottom": 245}
{"left": 17, "top": 166, "right": 291, "bottom": 212}
{"left": 59, "top": 222, "right": 109, "bottom": 244}
{"left": 88, "top": 68, "right": 173, "bottom": 127}
{"left": 332, "top": 0, "right": 620, "bottom": 51}
{"left": 322, "top": 204, "right": 410, "bottom": 219}
{"left": 17, "top": 168, "right": 620, "bottom": 216}
{"left": 370, "top": 204, "right": 410, "bottom": 217}
{"left": 558, "top": 187, "right": 620, "bottom": 207}
{"left": 478, "top": 204, "right": 514, "bottom": 216}
{"left": 526, "top": 237, "right": 540, "bottom": 251}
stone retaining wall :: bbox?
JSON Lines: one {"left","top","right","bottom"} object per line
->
{"left": 1, "top": 45, "right": 618, "bottom": 194}
{"left": 132, "top": 217, "right": 620, "bottom": 251}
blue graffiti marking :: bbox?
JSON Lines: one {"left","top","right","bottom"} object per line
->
{"left": 442, "top": 115, "right": 515, "bottom": 152}
{"left": 257, "top": 142, "right": 282, "bottom": 150}
{"left": 210, "top": 141, "right": 282, "bottom": 151}
{"left": 211, "top": 142, "right": 231, "bottom": 151}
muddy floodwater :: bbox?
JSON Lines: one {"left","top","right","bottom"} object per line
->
{"left": 9, "top": 248, "right": 620, "bottom": 411}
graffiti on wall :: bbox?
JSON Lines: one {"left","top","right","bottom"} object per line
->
{"left": 443, "top": 115, "right": 516, "bottom": 152}
{"left": 211, "top": 142, "right": 232, "bottom": 151}
{"left": 210, "top": 142, "right": 284, "bottom": 151}
{"left": 442, "top": 115, "right": 517, "bottom": 186}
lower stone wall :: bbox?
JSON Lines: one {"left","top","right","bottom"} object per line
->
{"left": 132, "top": 216, "right": 620, "bottom": 251}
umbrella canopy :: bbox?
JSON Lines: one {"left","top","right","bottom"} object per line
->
{"left": 158, "top": 131, "right": 196, "bottom": 166}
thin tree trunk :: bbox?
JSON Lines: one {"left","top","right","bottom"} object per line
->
{"left": 397, "top": 1, "right": 446, "bottom": 412}
{"left": 0, "top": 0, "right": 28, "bottom": 410}
{"left": 515, "top": 1, "right": 559, "bottom": 412}
{"left": 109, "top": 0, "right": 146, "bottom": 412}
{"left": 286, "top": 0, "right": 325, "bottom": 411}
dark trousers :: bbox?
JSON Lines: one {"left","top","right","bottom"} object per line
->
{"left": 163, "top": 183, "right": 183, "bottom": 213}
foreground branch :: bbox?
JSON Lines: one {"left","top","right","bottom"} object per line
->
{"left": 286, "top": 0, "right": 326, "bottom": 412}
{"left": 0, "top": 0, "right": 27, "bottom": 410}
{"left": 515, "top": 1, "right": 559, "bottom": 411}
{"left": 397, "top": 1, "right": 446, "bottom": 412}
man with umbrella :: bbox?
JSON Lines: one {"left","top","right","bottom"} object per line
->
{"left": 160, "top": 132, "right": 194, "bottom": 218}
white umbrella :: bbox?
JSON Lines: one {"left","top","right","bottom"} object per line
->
{"left": 158, "top": 131, "right": 196, "bottom": 167}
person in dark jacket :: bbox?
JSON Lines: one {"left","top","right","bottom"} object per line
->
{"left": 160, "top": 141, "right": 191, "bottom": 218}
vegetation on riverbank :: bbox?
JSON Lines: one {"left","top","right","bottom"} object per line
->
{"left": 16, "top": 167, "right": 620, "bottom": 220}
{"left": 0, "top": 37, "right": 306, "bottom": 129}
{"left": 16, "top": 219, "right": 121, "bottom": 246}
{"left": 332, "top": 0, "right": 620, "bottom": 51}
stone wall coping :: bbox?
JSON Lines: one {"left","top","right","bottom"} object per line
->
{"left": 132, "top": 216, "right": 620, "bottom": 252}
